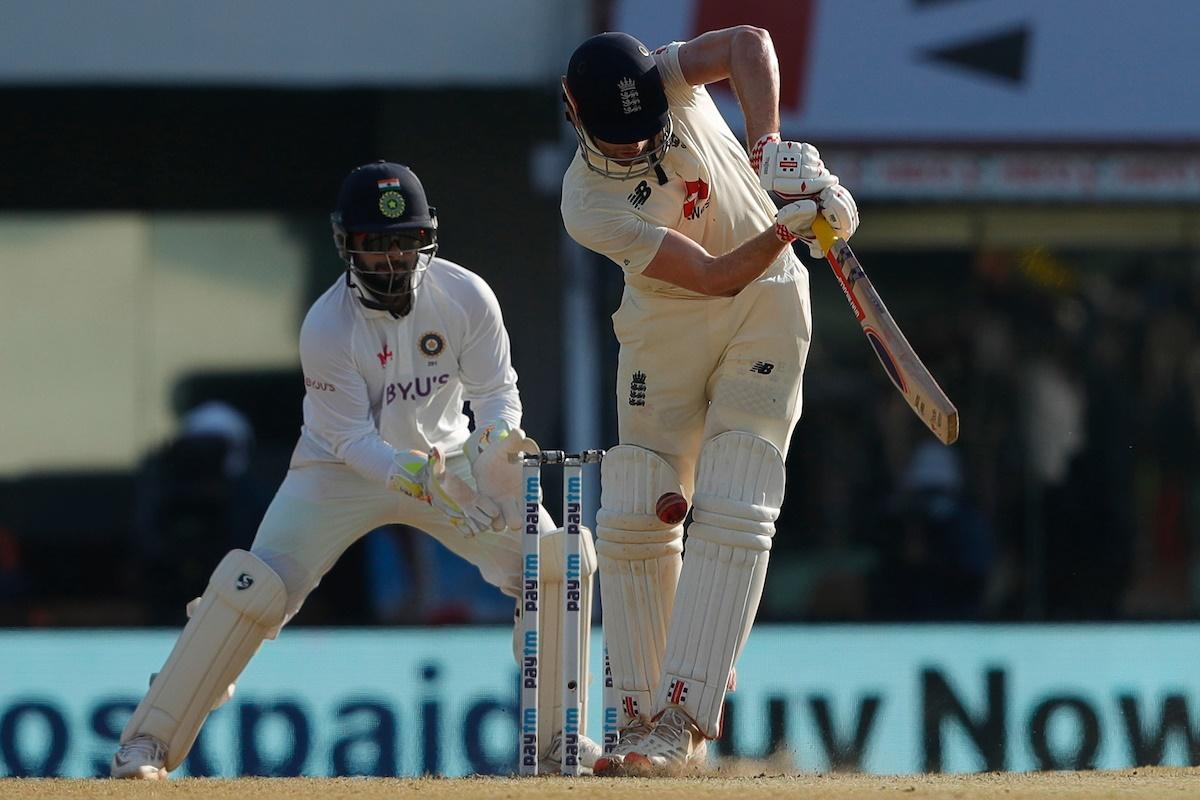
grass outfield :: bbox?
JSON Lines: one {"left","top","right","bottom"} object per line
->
{"left": 3, "top": 769, "right": 1196, "bottom": 800}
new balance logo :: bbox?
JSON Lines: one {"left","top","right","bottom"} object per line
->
{"left": 750, "top": 361, "right": 775, "bottom": 375}
{"left": 628, "top": 180, "right": 651, "bottom": 208}
{"left": 629, "top": 370, "right": 647, "bottom": 406}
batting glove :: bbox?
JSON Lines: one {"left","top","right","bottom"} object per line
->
{"left": 774, "top": 198, "right": 818, "bottom": 251}
{"left": 754, "top": 134, "right": 838, "bottom": 200}
{"left": 774, "top": 183, "right": 860, "bottom": 258}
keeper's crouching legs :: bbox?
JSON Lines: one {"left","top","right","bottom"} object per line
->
{"left": 112, "top": 550, "right": 288, "bottom": 778}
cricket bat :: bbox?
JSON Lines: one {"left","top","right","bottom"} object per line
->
{"left": 812, "top": 216, "right": 959, "bottom": 445}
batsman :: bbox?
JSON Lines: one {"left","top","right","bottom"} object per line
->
{"left": 560, "top": 28, "right": 860, "bottom": 772}
{"left": 112, "top": 161, "right": 599, "bottom": 778}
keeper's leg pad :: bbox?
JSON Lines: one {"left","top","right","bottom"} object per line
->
{"left": 658, "top": 431, "right": 784, "bottom": 737}
{"left": 596, "top": 445, "right": 685, "bottom": 727}
{"left": 121, "top": 549, "right": 287, "bottom": 771}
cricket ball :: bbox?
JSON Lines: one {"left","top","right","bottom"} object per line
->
{"left": 655, "top": 491, "right": 689, "bottom": 525}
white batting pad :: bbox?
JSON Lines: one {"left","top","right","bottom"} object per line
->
{"left": 121, "top": 549, "right": 287, "bottom": 771}
{"left": 595, "top": 445, "right": 685, "bottom": 727}
{"left": 659, "top": 431, "right": 784, "bottom": 737}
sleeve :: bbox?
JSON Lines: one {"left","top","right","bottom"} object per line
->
{"left": 457, "top": 275, "right": 523, "bottom": 430}
{"left": 299, "top": 311, "right": 396, "bottom": 487}
{"left": 562, "top": 199, "right": 668, "bottom": 276}
{"left": 652, "top": 41, "right": 699, "bottom": 107}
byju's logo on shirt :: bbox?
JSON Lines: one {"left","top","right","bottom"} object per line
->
{"left": 304, "top": 375, "right": 336, "bottom": 392}
{"left": 386, "top": 374, "right": 451, "bottom": 404}
{"left": 377, "top": 344, "right": 394, "bottom": 367}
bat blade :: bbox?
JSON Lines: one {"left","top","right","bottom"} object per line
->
{"left": 812, "top": 217, "right": 959, "bottom": 445}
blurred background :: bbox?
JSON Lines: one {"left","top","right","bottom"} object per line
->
{"left": 2, "top": 0, "right": 1199, "bottom": 778}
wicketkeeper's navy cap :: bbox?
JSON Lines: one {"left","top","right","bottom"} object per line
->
{"left": 331, "top": 161, "right": 437, "bottom": 233}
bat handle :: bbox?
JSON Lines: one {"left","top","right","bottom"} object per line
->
{"left": 811, "top": 215, "right": 838, "bottom": 254}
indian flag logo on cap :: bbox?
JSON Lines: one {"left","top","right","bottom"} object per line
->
{"left": 377, "top": 177, "right": 402, "bottom": 190}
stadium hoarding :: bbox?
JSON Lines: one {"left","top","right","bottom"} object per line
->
{"left": 614, "top": 0, "right": 1200, "bottom": 144}
{"left": 1, "top": 625, "right": 1198, "bottom": 777}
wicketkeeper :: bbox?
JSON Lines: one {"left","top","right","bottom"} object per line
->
{"left": 111, "top": 161, "right": 599, "bottom": 778}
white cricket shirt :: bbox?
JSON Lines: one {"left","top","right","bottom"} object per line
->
{"left": 561, "top": 41, "right": 804, "bottom": 298}
{"left": 290, "top": 257, "right": 522, "bottom": 487}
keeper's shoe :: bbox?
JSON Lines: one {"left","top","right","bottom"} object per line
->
{"left": 110, "top": 734, "right": 169, "bottom": 780}
{"left": 592, "top": 717, "right": 655, "bottom": 776}
{"left": 540, "top": 731, "right": 603, "bottom": 774}
{"left": 624, "top": 706, "right": 708, "bottom": 773}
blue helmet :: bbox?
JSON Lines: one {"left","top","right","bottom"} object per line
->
{"left": 330, "top": 161, "right": 438, "bottom": 314}
{"left": 563, "top": 33, "right": 673, "bottom": 180}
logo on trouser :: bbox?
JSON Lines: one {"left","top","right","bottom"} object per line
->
{"left": 236, "top": 573, "right": 254, "bottom": 590}
{"left": 629, "top": 371, "right": 647, "bottom": 406}
{"left": 667, "top": 678, "right": 689, "bottom": 705}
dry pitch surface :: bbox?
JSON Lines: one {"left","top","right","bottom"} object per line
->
{"left": 4, "top": 768, "right": 1198, "bottom": 800}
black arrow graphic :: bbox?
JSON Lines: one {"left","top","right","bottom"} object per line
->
{"left": 923, "top": 24, "right": 1030, "bottom": 85}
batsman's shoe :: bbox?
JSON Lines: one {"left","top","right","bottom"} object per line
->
{"left": 540, "top": 732, "right": 603, "bottom": 774}
{"left": 592, "top": 718, "right": 654, "bottom": 776}
{"left": 625, "top": 707, "right": 708, "bottom": 773}
{"left": 110, "top": 734, "right": 169, "bottom": 780}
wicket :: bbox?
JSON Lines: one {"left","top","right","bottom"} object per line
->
{"left": 518, "top": 448, "right": 604, "bottom": 776}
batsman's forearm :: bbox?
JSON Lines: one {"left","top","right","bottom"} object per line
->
{"left": 703, "top": 227, "right": 790, "bottom": 296}
{"left": 728, "top": 27, "right": 781, "bottom": 147}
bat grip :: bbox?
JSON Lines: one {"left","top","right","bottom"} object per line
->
{"left": 811, "top": 215, "right": 838, "bottom": 254}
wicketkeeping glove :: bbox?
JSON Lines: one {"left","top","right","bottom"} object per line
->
{"left": 467, "top": 422, "right": 540, "bottom": 531}
{"left": 388, "top": 448, "right": 500, "bottom": 536}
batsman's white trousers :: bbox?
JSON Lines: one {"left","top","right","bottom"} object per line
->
{"left": 251, "top": 454, "right": 550, "bottom": 625}
{"left": 613, "top": 269, "right": 812, "bottom": 497}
